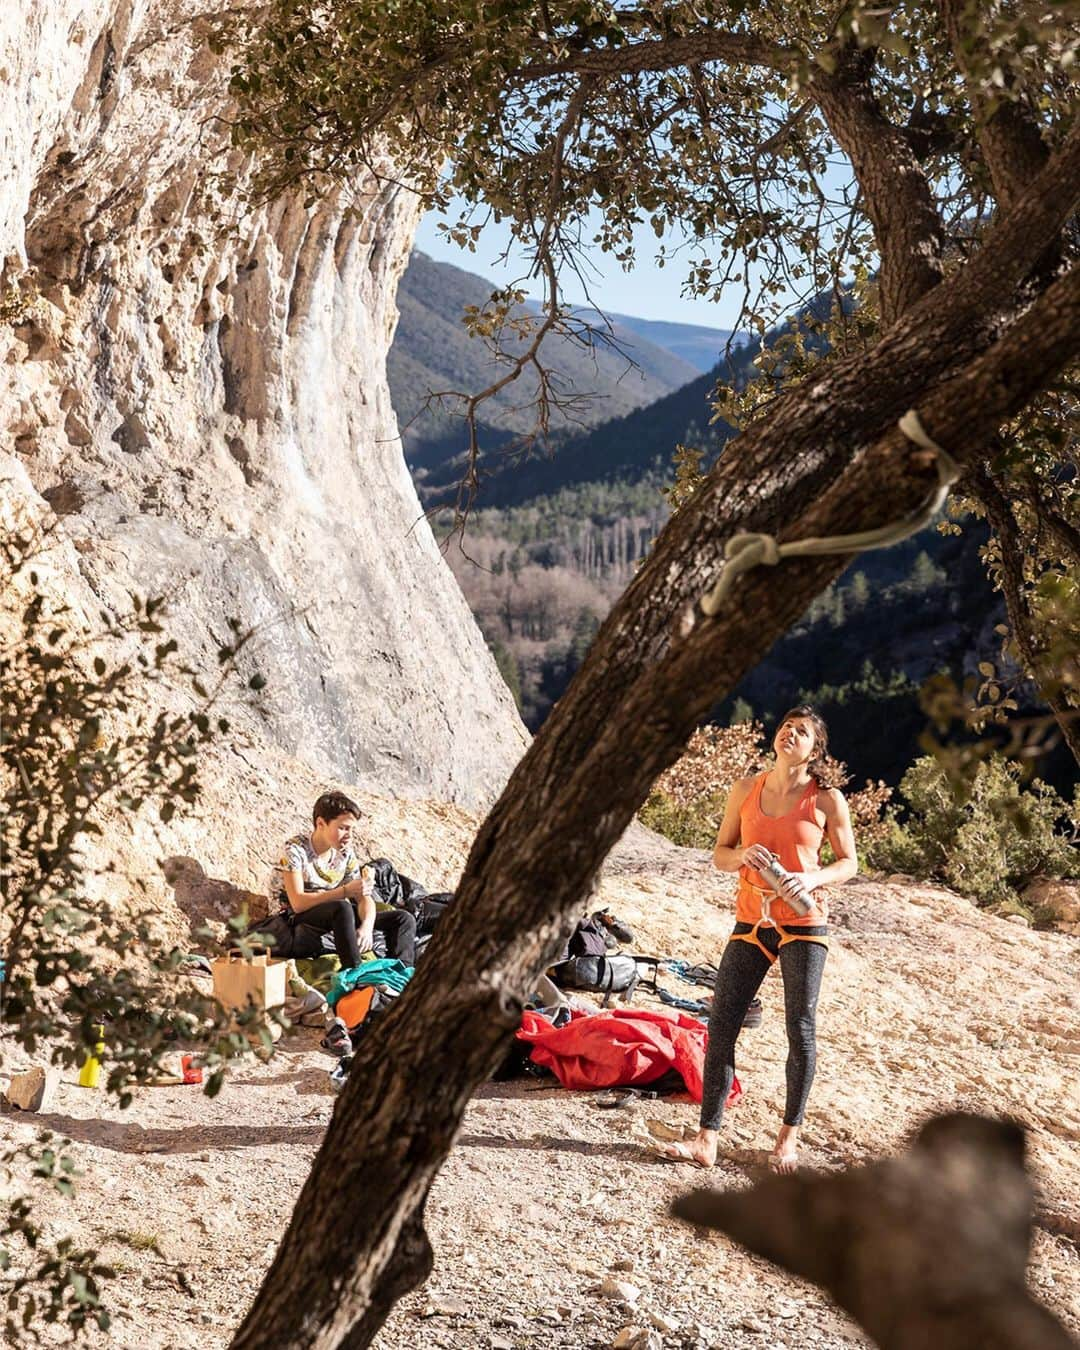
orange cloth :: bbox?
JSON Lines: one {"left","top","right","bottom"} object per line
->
{"left": 734, "top": 773, "right": 827, "bottom": 927}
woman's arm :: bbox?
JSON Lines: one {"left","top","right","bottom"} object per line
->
{"left": 712, "top": 778, "right": 773, "bottom": 873}
{"left": 801, "top": 789, "right": 858, "bottom": 892}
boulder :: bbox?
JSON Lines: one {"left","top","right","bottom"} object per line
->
{"left": 5, "top": 1066, "right": 61, "bottom": 1112}
{"left": 1023, "top": 878, "right": 1080, "bottom": 931}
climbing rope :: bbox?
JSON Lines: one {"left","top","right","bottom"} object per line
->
{"left": 700, "top": 410, "right": 961, "bottom": 617}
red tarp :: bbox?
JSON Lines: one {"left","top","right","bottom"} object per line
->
{"left": 517, "top": 1007, "right": 742, "bottom": 1105}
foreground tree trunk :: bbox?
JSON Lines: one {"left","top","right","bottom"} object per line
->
{"left": 672, "top": 1113, "right": 1076, "bottom": 1350}
{"left": 229, "top": 119, "right": 1080, "bottom": 1347}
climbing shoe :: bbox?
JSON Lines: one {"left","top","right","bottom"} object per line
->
{"left": 593, "top": 909, "right": 635, "bottom": 945}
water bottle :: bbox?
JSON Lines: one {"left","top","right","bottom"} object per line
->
{"left": 77, "top": 1024, "right": 105, "bottom": 1088}
{"left": 758, "top": 853, "right": 812, "bottom": 916}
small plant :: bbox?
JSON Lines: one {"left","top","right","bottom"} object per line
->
{"left": 1, "top": 1136, "right": 113, "bottom": 1341}
{"left": 0, "top": 285, "right": 32, "bottom": 326}
{"left": 0, "top": 512, "right": 276, "bottom": 1340}
{"left": 867, "top": 755, "right": 1079, "bottom": 906}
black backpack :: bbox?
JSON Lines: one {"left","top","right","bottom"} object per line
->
{"left": 550, "top": 952, "right": 640, "bottom": 1006}
{"left": 557, "top": 908, "right": 635, "bottom": 963}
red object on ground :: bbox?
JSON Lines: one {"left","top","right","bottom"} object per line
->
{"left": 181, "top": 1055, "right": 203, "bottom": 1085}
{"left": 516, "top": 1007, "right": 742, "bottom": 1106}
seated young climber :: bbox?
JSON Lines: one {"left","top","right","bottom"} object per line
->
{"left": 269, "top": 791, "right": 417, "bottom": 969}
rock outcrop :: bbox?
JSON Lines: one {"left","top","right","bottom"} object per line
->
{"left": 1, "top": 0, "right": 527, "bottom": 832}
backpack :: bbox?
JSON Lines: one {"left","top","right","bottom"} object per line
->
{"left": 549, "top": 952, "right": 640, "bottom": 1007}
{"left": 336, "top": 984, "right": 396, "bottom": 1048}
{"left": 558, "top": 907, "right": 633, "bottom": 963}
{"left": 560, "top": 915, "right": 609, "bottom": 961}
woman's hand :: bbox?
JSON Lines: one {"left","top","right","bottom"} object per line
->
{"left": 778, "top": 873, "right": 812, "bottom": 906}
{"left": 741, "top": 843, "right": 775, "bottom": 872}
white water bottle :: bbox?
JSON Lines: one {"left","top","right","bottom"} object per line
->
{"left": 758, "top": 852, "right": 812, "bottom": 917}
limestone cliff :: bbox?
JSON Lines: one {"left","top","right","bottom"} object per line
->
{"left": 0, "top": 0, "right": 528, "bottom": 839}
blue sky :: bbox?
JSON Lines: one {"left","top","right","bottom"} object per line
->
{"left": 414, "top": 207, "right": 753, "bottom": 330}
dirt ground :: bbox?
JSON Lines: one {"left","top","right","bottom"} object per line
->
{"left": 3, "top": 826, "right": 1078, "bottom": 1349}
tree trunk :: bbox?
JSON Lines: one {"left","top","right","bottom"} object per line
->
{"left": 231, "top": 134, "right": 1080, "bottom": 1349}
{"left": 672, "top": 1113, "right": 1075, "bottom": 1350}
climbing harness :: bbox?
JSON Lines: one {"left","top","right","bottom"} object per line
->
{"left": 700, "top": 410, "right": 961, "bottom": 616}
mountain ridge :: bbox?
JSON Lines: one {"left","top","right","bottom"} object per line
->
{"left": 391, "top": 252, "right": 702, "bottom": 477}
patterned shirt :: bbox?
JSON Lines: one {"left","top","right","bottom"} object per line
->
{"left": 272, "top": 834, "right": 361, "bottom": 914}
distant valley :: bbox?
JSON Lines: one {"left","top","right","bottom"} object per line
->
{"left": 390, "top": 252, "right": 727, "bottom": 491}
{"left": 389, "top": 252, "right": 1059, "bottom": 792}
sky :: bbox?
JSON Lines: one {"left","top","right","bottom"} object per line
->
{"left": 413, "top": 206, "right": 756, "bottom": 331}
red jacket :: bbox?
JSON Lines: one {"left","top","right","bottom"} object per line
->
{"left": 517, "top": 1007, "right": 741, "bottom": 1105}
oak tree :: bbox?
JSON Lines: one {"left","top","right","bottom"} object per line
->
{"left": 220, "top": 3, "right": 1080, "bottom": 1344}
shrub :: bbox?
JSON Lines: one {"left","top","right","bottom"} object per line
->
{"left": 866, "top": 754, "right": 1079, "bottom": 905}
{"left": 846, "top": 780, "right": 895, "bottom": 855}
{"left": 1, "top": 514, "right": 274, "bottom": 1341}
{"left": 650, "top": 722, "right": 770, "bottom": 808}
{"left": 639, "top": 788, "right": 728, "bottom": 850}
{"left": 640, "top": 722, "right": 770, "bottom": 848}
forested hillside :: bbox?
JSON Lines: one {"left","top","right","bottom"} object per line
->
{"left": 401, "top": 261, "right": 1060, "bottom": 791}
{"left": 412, "top": 289, "right": 840, "bottom": 507}
{"left": 418, "top": 345, "right": 750, "bottom": 506}
{"left": 446, "top": 473, "right": 1007, "bottom": 788}
{"left": 391, "top": 252, "right": 700, "bottom": 480}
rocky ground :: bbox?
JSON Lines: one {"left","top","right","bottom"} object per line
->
{"left": 3, "top": 812, "right": 1078, "bottom": 1349}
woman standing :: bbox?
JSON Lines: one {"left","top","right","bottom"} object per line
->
{"left": 664, "top": 706, "right": 857, "bottom": 1173}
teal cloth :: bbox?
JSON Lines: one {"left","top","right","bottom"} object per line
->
{"left": 326, "top": 958, "right": 414, "bottom": 1009}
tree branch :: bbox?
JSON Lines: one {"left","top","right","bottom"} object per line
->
{"left": 433, "top": 78, "right": 596, "bottom": 526}
{"left": 810, "top": 44, "right": 945, "bottom": 323}
{"left": 513, "top": 28, "right": 798, "bottom": 84}
{"left": 1018, "top": 475, "right": 1080, "bottom": 571}
{"left": 971, "top": 462, "right": 1080, "bottom": 766}
{"left": 938, "top": 0, "right": 1050, "bottom": 209}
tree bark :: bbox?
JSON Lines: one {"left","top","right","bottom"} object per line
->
{"left": 811, "top": 47, "right": 945, "bottom": 324}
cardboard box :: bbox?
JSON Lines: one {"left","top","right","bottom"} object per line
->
{"left": 212, "top": 950, "right": 287, "bottom": 1012}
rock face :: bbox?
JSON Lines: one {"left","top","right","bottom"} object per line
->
{"left": 1023, "top": 878, "right": 1080, "bottom": 935}
{"left": 0, "top": 0, "right": 527, "bottom": 817}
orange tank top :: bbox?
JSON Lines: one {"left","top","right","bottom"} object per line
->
{"left": 734, "top": 772, "right": 827, "bottom": 927}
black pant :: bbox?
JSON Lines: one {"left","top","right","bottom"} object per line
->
{"left": 700, "top": 927, "right": 827, "bottom": 1130}
{"left": 281, "top": 901, "right": 417, "bottom": 969}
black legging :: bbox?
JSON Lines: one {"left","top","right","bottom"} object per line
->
{"left": 282, "top": 901, "right": 418, "bottom": 969}
{"left": 700, "top": 927, "right": 827, "bottom": 1129}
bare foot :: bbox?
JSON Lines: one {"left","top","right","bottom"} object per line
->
{"left": 659, "top": 1128, "right": 719, "bottom": 1168}
{"left": 768, "top": 1123, "right": 800, "bottom": 1174}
